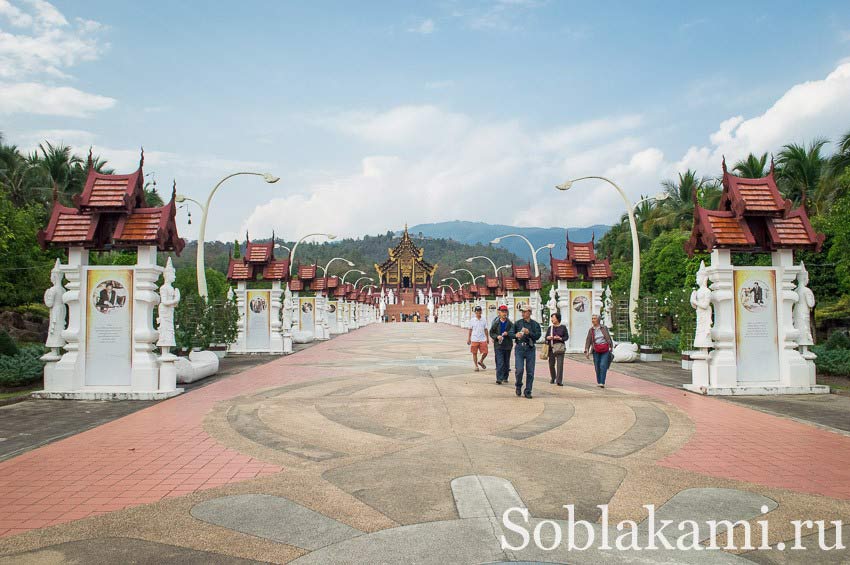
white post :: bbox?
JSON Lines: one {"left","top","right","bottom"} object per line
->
{"left": 269, "top": 281, "right": 284, "bottom": 353}
{"left": 706, "top": 249, "right": 737, "bottom": 388}
{"left": 131, "top": 245, "right": 162, "bottom": 392}
{"left": 772, "top": 250, "right": 809, "bottom": 387}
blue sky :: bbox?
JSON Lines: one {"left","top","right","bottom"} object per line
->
{"left": 3, "top": 0, "right": 850, "bottom": 241}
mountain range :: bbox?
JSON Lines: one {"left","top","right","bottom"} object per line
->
{"left": 402, "top": 221, "right": 610, "bottom": 262}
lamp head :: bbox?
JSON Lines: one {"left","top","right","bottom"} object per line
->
{"left": 654, "top": 192, "right": 670, "bottom": 201}
{"left": 346, "top": 260, "right": 355, "bottom": 267}
{"left": 327, "top": 234, "right": 337, "bottom": 240}
{"left": 175, "top": 194, "right": 187, "bottom": 203}
{"left": 490, "top": 238, "right": 501, "bottom": 244}
{"left": 545, "top": 243, "right": 555, "bottom": 249}
{"left": 450, "top": 269, "right": 458, "bottom": 274}
{"left": 555, "top": 181, "right": 573, "bottom": 191}
{"left": 465, "top": 257, "right": 473, "bottom": 263}
{"left": 263, "top": 173, "right": 280, "bottom": 184}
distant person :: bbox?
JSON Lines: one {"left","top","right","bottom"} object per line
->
{"left": 752, "top": 282, "right": 764, "bottom": 305}
{"left": 467, "top": 305, "right": 489, "bottom": 372}
{"left": 546, "top": 312, "right": 568, "bottom": 385}
{"left": 489, "top": 305, "right": 515, "bottom": 385}
{"left": 584, "top": 314, "right": 614, "bottom": 388}
{"left": 513, "top": 306, "right": 541, "bottom": 398}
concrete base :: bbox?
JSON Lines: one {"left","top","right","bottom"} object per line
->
{"left": 640, "top": 352, "right": 663, "bottom": 362}
{"left": 683, "top": 384, "right": 830, "bottom": 396}
{"left": 31, "top": 389, "right": 184, "bottom": 400}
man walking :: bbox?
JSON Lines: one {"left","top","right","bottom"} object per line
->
{"left": 513, "top": 306, "right": 541, "bottom": 398}
{"left": 489, "top": 305, "right": 515, "bottom": 384}
{"left": 467, "top": 305, "right": 489, "bottom": 372}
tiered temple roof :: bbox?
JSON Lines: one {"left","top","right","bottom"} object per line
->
{"left": 375, "top": 225, "right": 437, "bottom": 288}
{"left": 226, "top": 234, "right": 290, "bottom": 281}
{"left": 38, "top": 152, "right": 184, "bottom": 254}
{"left": 685, "top": 159, "right": 824, "bottom": 255}
{"left": 549, "top": 234, "right": 612, "bottom": 281}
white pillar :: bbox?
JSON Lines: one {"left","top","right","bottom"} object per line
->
{"left": 230, "top": 281, "right": 248, "bottom": 352}
{"left": 772, "top": 250, "right": 809, "bottom": 387}
{"left": 50, "top": 247, "right": 88, "bottom": 392}
{"left": 706, "top": 249, "right": 737, "bottom": 389}
{"left": 131, "top": 245, "right": 161, "bottom": 392}
{"left": 269, "top": 281, "right": 284, "bottom": 353}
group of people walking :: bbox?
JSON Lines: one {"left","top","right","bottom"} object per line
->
{"left": 466, "top": 304, "right": 614, "bottom": 398}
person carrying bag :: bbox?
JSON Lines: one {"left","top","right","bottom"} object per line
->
{"left": 546, "top": 312, "right": 568, "bottom": 385}
{"left": 584, "top": 314, "right": 614, "bottom": 388}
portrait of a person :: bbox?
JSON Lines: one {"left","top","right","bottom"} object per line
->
{"left": 96, "top": 282, "right": 118, "bottom": 312}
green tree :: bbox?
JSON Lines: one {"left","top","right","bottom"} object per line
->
{"left": 732, "top": 152, "right": 768, "bottom": 178}
{"left": 776, "top": 139, "right": 828, "bottom": 209}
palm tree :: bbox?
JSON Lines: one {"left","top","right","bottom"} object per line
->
{"left": 775, "top": 139, "right": 827, "bottom": 208}
{"left": 732, "top": 152, "right": 768, "bottom": 178}
{"left": 31, "top": 142, "right": 83, "bottom": 203}
{"left": 830, "top": 129, "right": 850, "bottom": 175}
{"left": 0, "top": 142, "right": 39, "bottom": 206}
{"left": 652, "top": 170, "right": 717, "bottom": 231}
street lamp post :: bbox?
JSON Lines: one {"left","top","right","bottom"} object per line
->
{"left": 490, "top": 234, "right": 549, "bottom": 277}
{"left": 316, "top": 257, "right": 355, "bottom": 276}
{"left": 450, "top": 268, "right": 478, "bottom": 285}
{"left": 179, "top": 172, "right": 279, "bottom": 299}
{"left": 556, "top": 175, "right": 668, "bottom": 336}
{"left": 466, "top": 255, "right": 499, "bottom": 277}
{"left": 289, "top": 233, "right": 337, "bottom": 276}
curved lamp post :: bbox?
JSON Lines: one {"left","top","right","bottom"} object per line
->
{"left": 556, "top": 175, "right": 668, "bottom": 335}
{"left": 341, "top": 269, "right": 365, "bottom": 285}
{"left": 490, "top": 234, "right": 547, "bottom": 277}
{"left": 466, "top": 255, "right": 498, "bottom": 277}
{"left": 441, "top": 277, "right": 464, "bottom": 289}
{"left": 180, "top": 172, "right": 279, "bottom": 299}
{"left": 317, "top": 257, "right": 355, "bottom": 276}
{"left": 353, "top": 277, "right": 374, "bottom": 289}
{"left": 450, "top": 268, "right": 478, "bottom": 285}
{"left": 289, "top": 233, "right": 337, "bottom": 276}
{"left": 495, "top": 264, "right": 512, "bottom": 275}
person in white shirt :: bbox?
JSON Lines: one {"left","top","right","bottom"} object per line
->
{"left": 467, "top": 305, "right": 489, "bottom": 372}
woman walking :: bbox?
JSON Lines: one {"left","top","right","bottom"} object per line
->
{"left": 545, "top": 312, "right": 568, "bottom": 385}
{"left": 584, "top": 314, "right": 614, "bottom": 388}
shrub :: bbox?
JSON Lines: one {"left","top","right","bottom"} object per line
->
{"left": 0, "top": 330, "right": 18, "bottom": 356}
{"left": 824, "top": 331, "right": 850, "bottom": 351}
{"left": 0, "top": 344, "right": 45, "bottom": 387}
{"left": 11, "top": 303, "right": 49, "bottom": 320}
{"left": 812, "top": 345, "right": 850, "bottom": 376}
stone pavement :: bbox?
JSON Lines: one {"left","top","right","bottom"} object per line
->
{"left": 565, "top": 354, "right": 850, "bottom": 434}
{"left": 0, "top": 324, "right": 848, "bottom": 563}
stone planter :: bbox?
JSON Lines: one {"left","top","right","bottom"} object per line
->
{"left": 639, "top": 345, "right": 662, "bottom": 362}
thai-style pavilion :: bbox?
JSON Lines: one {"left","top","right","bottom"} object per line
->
{"left": 549, "top": 235, "right": 613, "bottom": 283}
{"left": 375, "top": 225, "right": 437, "bottom": 291}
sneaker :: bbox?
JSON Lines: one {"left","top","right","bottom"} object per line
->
{"left": 515, "top": 388, "right": 522, "bottom": 397}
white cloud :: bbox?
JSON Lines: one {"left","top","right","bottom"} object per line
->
{"left": 240, "top": 62, "right": 850, "bottom": 240}
{"left": 0, "top": 1, "right": 111, "bottom": 117}
{"left": 408, "top": 18, "right": 435, "bottom": 34}
{"left": 675, "top": 62, "right": 850, "bottom": 174}
{"left": 0, "top": 82, "right": 115, "bottom": 116}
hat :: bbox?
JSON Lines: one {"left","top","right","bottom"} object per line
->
{"left": 498, "top": 305, "right": 509, "bottom": 312}
{"left": 474, "top": 305, "right": 482, "bottom": 312}
{"left": 521, "top": 305, "right": 532, "bottom": 312}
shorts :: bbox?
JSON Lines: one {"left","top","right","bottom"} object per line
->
{"left": 470, "top": 341, "right": 488, "bottom": 355}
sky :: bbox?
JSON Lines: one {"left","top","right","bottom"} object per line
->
{"left": 2, "top": 0, "right": 850, "bottom": 243}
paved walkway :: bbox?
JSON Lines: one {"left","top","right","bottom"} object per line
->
{"left": 0, "top": 324, "right": 848, "bottom": 563}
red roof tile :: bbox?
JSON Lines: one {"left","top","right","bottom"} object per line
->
{"left": 298, "top": 264, "right": 317, "bottom": 280}
{"left": 588, "top": 260, "right": 613, "bottom": 280}
{"left": 513, "top": 264, "right": 532, "bottom": 279}
{"left": 288, "top": 278, "right": 304, "bottom": 291}
{"left": 76, "top": 169, "right": 145, "bottom": 212}
{"left": 245, "top": 241, "right": 273, "bottom": 263}
{"left": 526, "top": 276, "right": 542, "bottom": 290}
{"left": 226, "top": 259, "right": 254, "bottom": 280}
{"left": 38, "top": 204, "right": 98, "bottom": 247}
{"left": 567, "top": 240, "right": 596, "bottom": 263}
{"left": 721, "top": 166, "right": 789, "bottom": 217}
{"left": 502, "top": 276, "right": 519, "bottom": 291}
{"left": 261, "top": 259, "right": 290, "bottom": 280}
{"left": 550, "top": 258, "right": 579, "bottom": 281}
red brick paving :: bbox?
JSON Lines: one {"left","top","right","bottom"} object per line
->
{"left": 1, "top": 325, "right": 850, "bottom": 539}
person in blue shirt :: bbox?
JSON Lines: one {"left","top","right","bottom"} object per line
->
{"left": 513, "top": 306, "right": 542, "bottom": 398}
{"left": 488, "top": 305, "right": 515, "bottom": 384}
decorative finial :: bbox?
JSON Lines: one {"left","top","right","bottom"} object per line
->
{"left": 245, "top": 230, "right": 250, "bottom": 244}
{"left": 87, "top": 147, "right": 93, "bottom": 170}
{"left": 164, "top": 256, "right": 175, "bottom": 278}
{"left": 171, "top": 180, "right": 176, "bottom": 201}
{"left": 139, "top": 147, "right": 145, "bottom": 168}
{"left": 721, "top": 155, "right": 727, "bottom": 174}
{"left": 769, "top": 155, "right": 775, "bottom": 176}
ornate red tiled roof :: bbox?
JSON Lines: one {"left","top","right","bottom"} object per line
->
{"left": 311, "top": 277, "right": 328, "bottom": 291}
{"left": 588, "top": 260, "right": 613, "bottom": 280}
{"left": 298, "top": 264, "right": 317, "bottom": 280}
{"left": 261, "top": 260, "right": 290, "bottom": 280}
{"left": 513, "top": 264, "right": 532, "bottom": 280}
{"left": 766, "top": 208, "right": 824, "bottom": 251}
{"left": 502, "top": 276, "right": 519, "bottom": 291}
{"left": 112, "top": 201, "right": 185, "bottom": 253}
{"left": 288, "top": 278, "right": 304, "bottom": 291}
{"left": 550, "top": 258, "right": 579, "bottom": 281}
{"left": 484, "top": 276, "right": 500, "bottom": 289}
{"left": 720, "top": 161, "right": 789, "bottom": 217}
{"left": 38, "top": 204, "right": 99, "bottom": 248}
{"left": 226, "top": 259, "right": 254, "bottom": 280}
{"left": 526, "top": 276, "right": 542, "bottom": 290}
{"left": 75, "top": 168, "right": 145, "bottom": 213}
{"left": 245, "top": 241, "right": 273, "bottom": 263}
{"left": 567, "top": 239, "right": 596, "bottom": 263}
{"left": 326, "top": 276, "right": 340, "bottom": 289}
{"left": 686, "top": 160, "right": 824, "bottom": 255}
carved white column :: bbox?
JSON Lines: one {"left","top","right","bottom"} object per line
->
{"left": 315, "top": 293, "right": 329, "bottom": 339}
{"left": 51, "top": 247, "right": 88, "bottom": 391}
{"left": 591, "top": 280, "right": 603, "bottom": 316}
{"left": 230, "top": 281, "right": 248, "bottom": 352}
{"left": 772, "top": 250, "right": 809, "bottom": 387}
{"left": 269, "top": 281, "right": 284, "bottom": 353}
{"left": 131, "top": 245, "right": 162, "bottom": 391}
{"left": 706, "top": 249, "right": 737, "bottom": 388}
